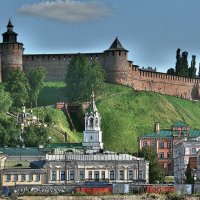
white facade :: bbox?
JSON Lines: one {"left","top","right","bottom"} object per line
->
{"left": 45, "top": 93, "right": 149, "bottom": 184}
{"left": 45, "top": 152, "right": 149, "bottom": 184}
{"left": 174, "top": 137, "right": 200, "bottom": 184}
{"left": 82, "top": 93, "right": 103, "bottom": 150}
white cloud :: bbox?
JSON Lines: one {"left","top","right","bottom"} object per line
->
{"left": 18, "top": 0, "right": 111, "bottom": 23}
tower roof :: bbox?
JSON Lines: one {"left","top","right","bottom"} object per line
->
{"left": 2, "top": 19, "right": 18, "bottom": 43}
{"left": 106, "top": 37, "right": 128, "bottom": 52}
{"left": 87, "top": 93, "right": 98, "bottom": 114}
{"left": 7, "top": 19, "right": 13, "bottom": 28}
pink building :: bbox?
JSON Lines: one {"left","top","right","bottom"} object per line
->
{"left": 139, "top": 121, "right": 200, "bottom": 176}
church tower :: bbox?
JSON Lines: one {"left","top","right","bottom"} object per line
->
{"left": 82, "top": 93, "right": 103, "bottom": 150}
{"left": 0, "top": 19, "right": 24, "bottom": 81}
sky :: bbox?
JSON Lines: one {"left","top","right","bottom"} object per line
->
{"left": 1, "top": 0, "right": 200, "bottom": 73}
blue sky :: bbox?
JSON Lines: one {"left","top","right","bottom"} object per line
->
{"left": 1, "top": 0, "right": 200, "bottom": 72}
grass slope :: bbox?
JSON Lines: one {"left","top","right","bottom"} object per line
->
{"left": 33, "top": 107, "right": 82, "bottom": 144}
{"left": 38, "top": 82, "right": 200, "bottom": 153}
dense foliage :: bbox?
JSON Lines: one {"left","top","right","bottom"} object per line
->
{"left": 0, "top": 84, "right": 12, "bottom": 114}
{"left": 167, "top": 48, "right": 197, "bottom": 77}
{"left": 27, "top": 67, "right": 47, "bottom": 107}
{"left": 138, "top": 146, "right": 165, "bottom": 183}
{"left": 6, "top": 68, "right": 30, "bottom": 107}
{"left": 65, "top": 55, "right": 105, "bottom": 101}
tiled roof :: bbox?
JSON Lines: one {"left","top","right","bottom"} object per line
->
{"left": 106, "top": 37, "right": 128, "bottom": 52}
{"left": 140, "top": 129, "right": 200, "bottom": 139}
{"left": 0, "top": 147, "right": 45, "bottom": 156}
{"left": 47, "top": 143, "right": 83, "bottom": 149}
{"left": 172, "top": 121, "right": 189, "bottom": 128}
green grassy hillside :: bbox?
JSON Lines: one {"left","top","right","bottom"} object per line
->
{"left": 38, "top": 82, "right": 200, "bottom": 153}
{"left": 33, "top": 107, "right": 82, "bottom": 143}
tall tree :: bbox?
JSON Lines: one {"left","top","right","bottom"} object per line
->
{"left": 65, "top": 55, "right": 105, "bottom": 101}
{"left": 6, "top": 68, "right": 30, "bottom": 107}
{"left": 179, "top": 51, "right": 189, "bottom": 76}
{"left": 198, "top": 64, "right": 200, "bottom": 78}
{"left": 188, "top": 55, "right": 197, "bottom": 78}
{"left": 138, "top": 146, "right": 165, "bottom": 183}
{"left": 0, "top": 84, "right": 12, "bottom": 114}
{"left": 27, "top": 67, "right": 46, "bottom": 108}
{"left": 184, "top": 163, "right": 194, "bottom": 184}
{"left": 175, "top": 48, "right": 181, "bottom": 75}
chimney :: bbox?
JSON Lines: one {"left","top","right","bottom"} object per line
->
{"left": 154, "top": 122, "right": 160, "bottom": 132}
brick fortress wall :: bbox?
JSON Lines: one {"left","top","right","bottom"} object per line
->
{"left": 23, "top": 53, "right": 104, "bottom": 81}
{"left": 23, "top": 48, "right": 200, "bottom": 100}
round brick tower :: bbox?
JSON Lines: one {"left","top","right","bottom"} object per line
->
{"left": 0, "top": 20, "right": 24, "bottom": 81}
{"left": 103, "top": 37, "right": 130, "bottom": 84}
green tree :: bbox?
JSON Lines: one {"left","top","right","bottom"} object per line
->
{"left": 167, "top": 68, "right": 175, "bottom": 75}
{"left": 27, "top": 67, "right": 46, "bottom": 108}
{"left": 0, "top": 116, "right": 20, "bottom": 147}
{"left": 65, "top": 55, "right": 105, "bottom": 101}
{"left": 184, "top": 163, "right": 194, "bottom": 184}
{"left": 6, "top": 68, "right": 30, "bottom": 107}
{"left": 188, "top": 55, "right": 196, "bottom": 78}
{"left": 175, "top": 48, "right": 181, "bottom": 75}
{"left": 138, "top": 146, "right": 165, "bottom": 183}
{"left": 0, "top": 84, "right": 12, "bottom": 113}
{"left": 198, "top": 64, "right": 200, "bottom": 78}
{"left": 179, "top": 51, "right": 189, "bottom": 76}
{"left": 24, "top": 124, "right": 49, "bottom": 147}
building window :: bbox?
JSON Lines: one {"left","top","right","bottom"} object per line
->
{"left": 6, "top": 175, "right": 11, "bottom": 182}
{"left": 35, "top": 175, "right": 40, "bottom": 182}
{"left": 119, "top": 170, "right": 124, "bottom": 180}
{"left": 88, "top": 171, "right": 92, "bottom": 180}
{"left": 143, "top": 141, "right": 147, "bottom": 147}
{"left": 21, "top": 175, "right": 26, "bottom": 182}
{"left": 128, "top": 170, "right": 133, "bottom": 180}
{"left": 101, "top": 171, "right": 105, "bottom": 180}
{"left": 167, "top": 141, "right": 171, "bottom": 148}
{"left": 160, "top": 152, "right": 164, "bottom": 159}
{"left": 29, "top": 174, "right": 33, "bottom": 182}
{"left": 14, "top": 175, "right": 18, "bottom": 182}
{"left": 79, "top": 171, "right": 84, "bottom": 180}
{"left": 110, "top": 170, "right": 115, "bottom": 180}
{"left": 94, "top": 171, "right": 99, "bottom": 181}
{"left": 151, "top": 141, "right": 155, "bottom": 147}
{"left": 167, "top": 152, "right": 171, "bottom": 159}
{"left": 191, "top": 148, "right": 196, "bottom": 154}
{"left": 61, "top": 171, "right": 65, "bottom": 181}
{"left": 70, "top": 170, "right": 74, "bottom": 180}
{"left": 159, "top": 141, "right": 164, "bottom": 149}
{"left": 51, "top": 171, "right": 56, "bottom": 181}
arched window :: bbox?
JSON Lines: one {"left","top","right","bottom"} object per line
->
{"left": 95, "top": 118, "right": 98, "bottom": 127}
{"left": 90, "top": 117, "right": 93, "bottom": 127}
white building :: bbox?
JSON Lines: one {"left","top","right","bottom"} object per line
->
{"left": 196, "top": 150, "right": 200, "bottom": 182}
{"left": 174, "top": 137, "right": 200, "bottom": 184}
{"left": 45, "top": 94, "right": 149, "bottom": 184}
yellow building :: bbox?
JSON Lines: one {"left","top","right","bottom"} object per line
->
{"left": 1, "top": 160, "right": 46, "bottom": 187}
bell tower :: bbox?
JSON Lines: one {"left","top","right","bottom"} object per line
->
{"left": 0, "top": 19, "right": 24, "bottom": 82}
{"left": 82, "top": 93, "right": 103, "bottom": 150}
